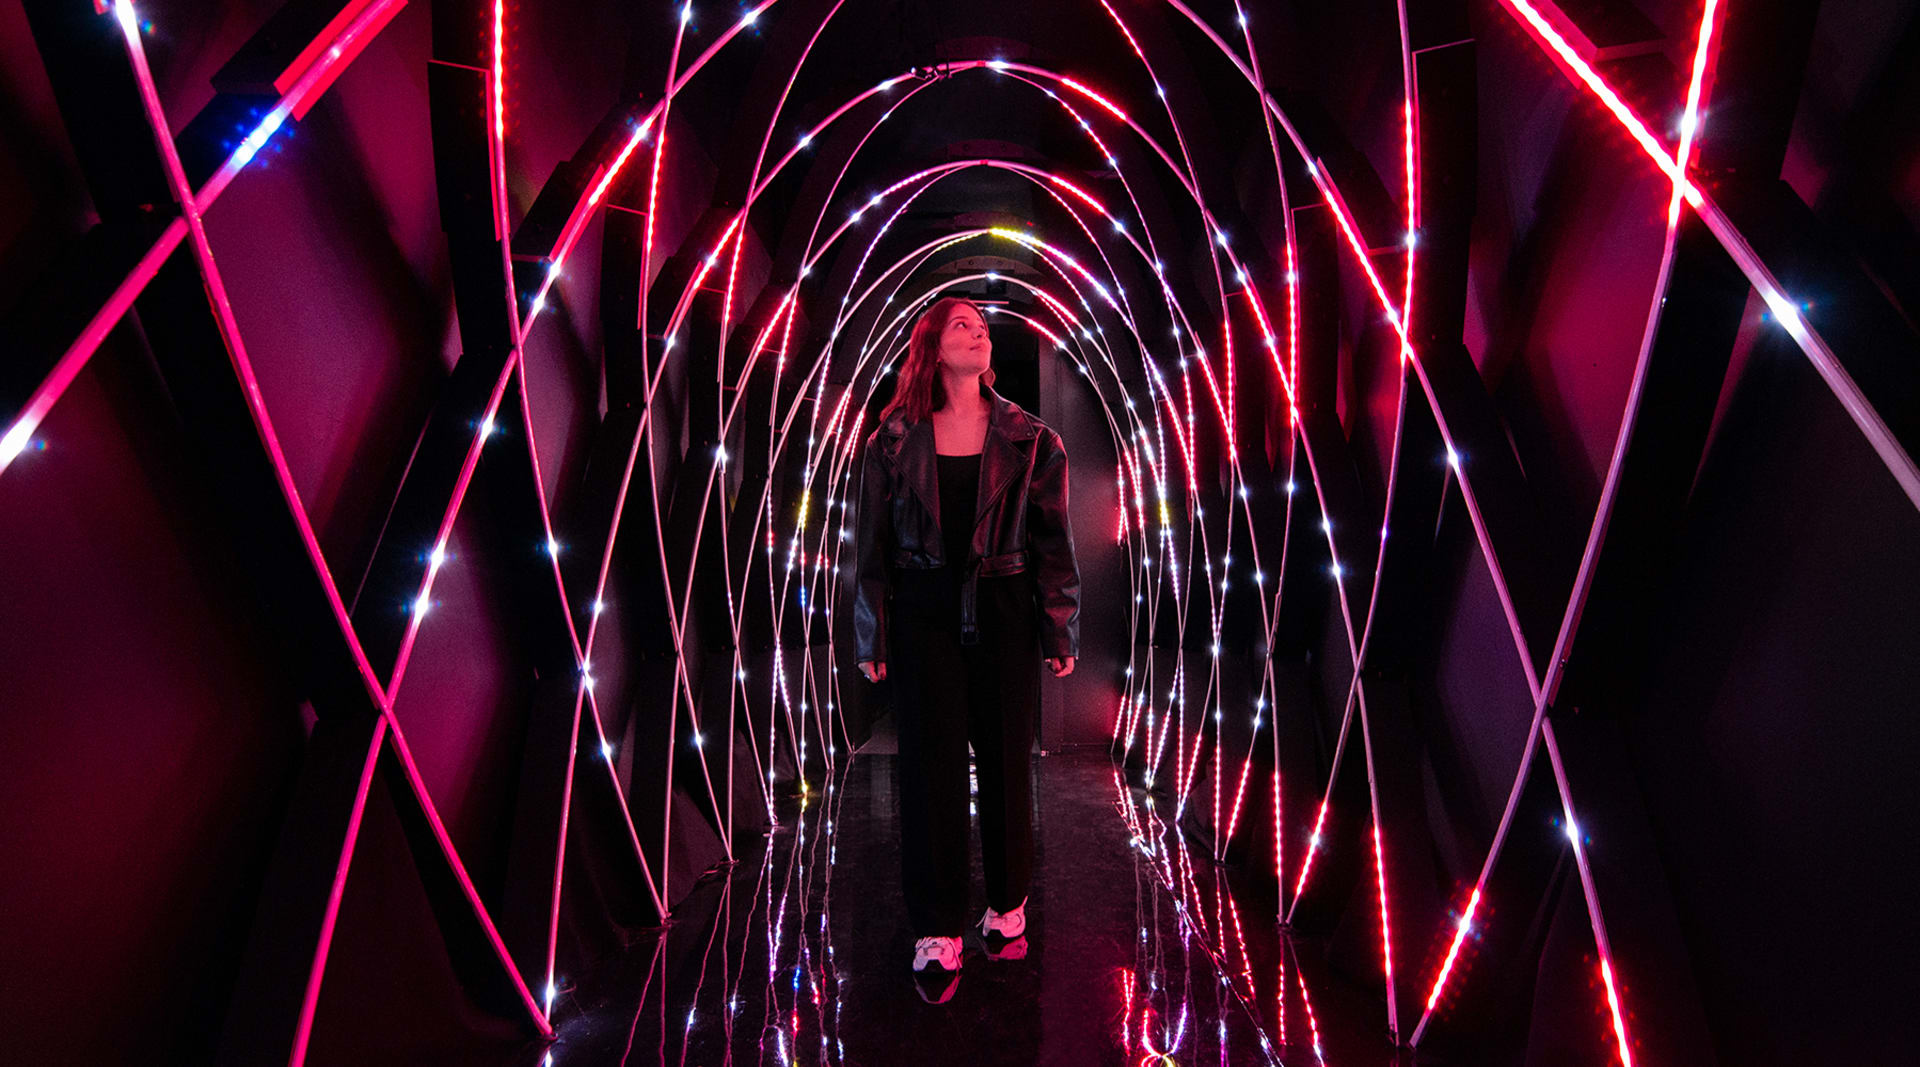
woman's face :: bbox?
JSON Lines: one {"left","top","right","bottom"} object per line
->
{"left": 936, "top": 304, "right": 992, "bottom": 377}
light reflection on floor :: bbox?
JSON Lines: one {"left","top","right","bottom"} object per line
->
{"left": 518, "top": 748, "right": 1415, "bottom": 1066}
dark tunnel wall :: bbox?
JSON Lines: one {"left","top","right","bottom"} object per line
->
{"left": 3, "top": 0, "right": 1918, "bottom": 1064}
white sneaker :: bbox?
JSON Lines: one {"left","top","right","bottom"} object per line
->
{"left": 911, "top": 935, "right": 963, "bottom": 1004}
{"left": 978, "top": 898, "right": 1027, "bottom": 939}
{"left": 976, "top": 898, "right": 1029, "bottom": 959}
{"left": 912, "top": 934, "right": 964, "bottom": 973}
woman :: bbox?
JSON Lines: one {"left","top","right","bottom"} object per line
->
{"left": 852, "top": 295, "right": 1081, "bottom": 1004}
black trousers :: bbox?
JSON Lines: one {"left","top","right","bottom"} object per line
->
{"left": 888, "top": 567, "right": 1040, "bottom": 938}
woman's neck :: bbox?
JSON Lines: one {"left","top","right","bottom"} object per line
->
{"left": 937, "top": 372, "right": 988, "bottom": 419}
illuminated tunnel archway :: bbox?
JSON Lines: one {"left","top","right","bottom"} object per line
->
{"left": 4, "top": 0, "right": 1918, "bottom": 1064}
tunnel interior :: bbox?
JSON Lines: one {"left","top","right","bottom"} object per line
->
{"left": 3, "top": 0, "right": 1919, "bottom": 1064}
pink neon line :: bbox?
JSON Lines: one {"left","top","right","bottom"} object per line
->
{"left": 1220, "top": 729, "right": 1256, "bottom": 847}
{"left": 384, "top": 360, "right": 518, "bottom": 696}
{"left": 1403, "top": 98, "right": 1418, "bottom": 361}
{"left": 1545, "top": 722, "right": 1635, "bottom": 1067}
{"left": 581, "top": 694, "right": 668, "bottom": 917}
{"left": 1601, "top": 958, "right": 1635, "bottom": 1067}
{"left": 737, "top": 0, "right": 848, "bottom": 205}
{"left": 1221, "top": 316, "right": 1236, "bottom": 463}
{"left": 1287, "top": 241, "right": 1299, "bottom": 419}
{"left": 491, "top": 0, "right": 505, "bottom": 143}
{"left": 290, "top": 716, "right": 388, "bottom": 1064}
{"left": 1313, "top": 165, "right": 1413, "bottom": 353}
{"left": 1238, "top": 287, "right": 1296, "bottom": 406}
{"left": 1424, "top": 888, "right": 1482, "bottom": 1013}
{"left": 0, "top": 216, "right": 186, "bottom": 480}
{"left": 1224, "top": 879, "right": 1255, "bottom": 989}
{"left": 1046, "top": 172, "right": 1108, "bottom": 213}
{"left": 1295, "top": 944, "right": 1326, "bottom": 1062}
{"left": 723, "top": 221, "right": 745, "bottom": 331}
{"left": 541, "top": 685, "right": 587, "bottom": 1011}
{"left": 778, "top": 291, "right": 798, "bottom": 361}
{"left": 1293, "top": 800, "right": 1328, "bottom": 901}
{"left": 743, "top": 293, "right": 789, "bottom": 360}
{"left": 1212, "top": 703, "right": 1224, "bottom": 857}
{"left": 1182, "top": 716, "right": 1206, "bottom": 805}
{"left": 1668, "top": 0, "right": 1721, "bottom": 224}
{"left": 511, "top": 367, "right": 587, "bottom": 662}
{"left": 1278, "top": 899, "right": 1288, "bottom": 1044}
{"left": 587, "top": 115, "right": 654, "bottom": 206}
{"left": 383, "top": 721, "right": 551, "bottom": 1030}
{"left": 1058, "top": 75, "right": 1128, "bottom": 121}
{"left": 1273, "top": 761, "right": 1284, "bottom": 904}
{"left": 641, "top": 123, "right": 669, "bottom": 306}
{"left": 1227, "top": 0, "right": 1304, "bottom": 414}
{"left": 1373, "top": 821, "right": 1396, "bottom": 987}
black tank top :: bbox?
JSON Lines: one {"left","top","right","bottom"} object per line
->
{"left": 936, "top": 451, "right": 981, "bottom": 568}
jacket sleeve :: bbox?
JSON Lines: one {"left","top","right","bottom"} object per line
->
{"left": 1027, "top": 426, "right": 1081, "bottom": 659}
{"left": 852, "top": 430, "right": 892, "bottom": 664}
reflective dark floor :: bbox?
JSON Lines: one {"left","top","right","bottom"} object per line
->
{"left": 520, "top": 724, "right": 1419, "bottom": 1066}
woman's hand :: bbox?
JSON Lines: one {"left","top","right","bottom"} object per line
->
{"left": 1045, "top": 656, "right": 1076, "bottom": 677}
{"left": 859, "top": 660, "right": 887, "bottom": 683}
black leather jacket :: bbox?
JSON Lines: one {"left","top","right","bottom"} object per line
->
{"left": 853, "top": 385, "right": 1081, "bottom": 662}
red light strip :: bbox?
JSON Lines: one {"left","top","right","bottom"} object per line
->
{"left": 1601, "top": 958, "right": 1634, "bottom": 1067}
{"left": 1669, "top": 0, "right": 1722, "bottom": 225}
{"left": 1373, "top": 818, "right": 1398, "bottom": 1029}
{"left": 490, "top": 0, "right": 505, "bottom": 143}
{"left": 1293, "top": 800, "right": 1328, "bottom": 901}
{"left": 293, "top": 716, "right": 387, "bottom": 1064}
{"left": 1294, "top": 943, "right": 1327, "bottom": 1063}
{"left": 1545, "top": 721, "right": 1636, "bottom": 1067}
{"left": 1059, "top": 75, "right": 1129, "bottom": 121}
{"left": 1423, "top": 887, "right": 1482, "bottom": 1013}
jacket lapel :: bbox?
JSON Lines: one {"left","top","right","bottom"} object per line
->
{"left": 895, "top": 416, "right": 940, "bottom": 536}
{"left": 975, "top": 390, "right": 1032, "bottom": 536}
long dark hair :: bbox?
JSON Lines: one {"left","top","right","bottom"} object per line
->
{"left": 877, "top": 295, "right": 997, "bottom": 426}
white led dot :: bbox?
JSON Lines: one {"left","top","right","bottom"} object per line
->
{"left": 0, "top": 420, "right": 35, "bottom": 466}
